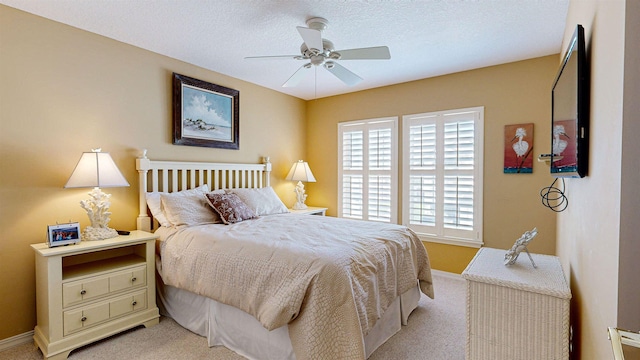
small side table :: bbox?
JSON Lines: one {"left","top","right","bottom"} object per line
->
{"left": 462, "top": 247, "right": 571, "bottom": 360}
{"left": 31, "top": 231, "right": 160, "bottom": 359}
{"left": 288, "top": 206, "right": 328, "bottom": 216}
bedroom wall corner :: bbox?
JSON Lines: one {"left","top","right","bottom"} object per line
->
{"left": 306, "top": 55, "right": 560, "bottom": 274}
{"left": 556, "top": 0, "right": 634, "bottom": 359}
{"left": 422, "top": 242, "right": 479, "bottom": 274}
{"left": 0, "top": 4, "right": 306, "bottom": 342}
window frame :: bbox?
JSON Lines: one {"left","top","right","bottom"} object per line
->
{"left": 402, "top": 107, "right": 484, "bottom": 248}
{"left": 337, "top": 117, "right": 398, "bottom": 223}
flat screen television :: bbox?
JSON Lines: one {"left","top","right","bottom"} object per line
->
{"left": 551, "top": 24, "right": 589, "bottom": 178}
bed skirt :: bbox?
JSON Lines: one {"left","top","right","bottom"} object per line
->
{"left": 156, "top": 273, "right": 422, "bottom": 359}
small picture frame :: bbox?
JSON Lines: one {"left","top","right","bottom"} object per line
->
{"left": 47, "top": 222, "right": 81, "bottom": 247}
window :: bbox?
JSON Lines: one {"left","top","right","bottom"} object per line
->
{"left": 338, "top": 117, "right": 397, "bottom": 223}
{"left": 402, "top": 107, "right": 483, "bottom": 247}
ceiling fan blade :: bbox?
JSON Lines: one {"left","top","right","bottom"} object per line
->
{"left": 297, "top": 26, "right": 323, "bottom": 52}
{"left": 282, "top": 64, "right": 312, "bottom": 87}
{"left": 324, "top": 62, "right": 363, "bottom": 86}
{"left": 245, "top": 55, "right": 299, "bottom": 60}
{"left": 336, "top": 46, "right": 391, "bottom": 60}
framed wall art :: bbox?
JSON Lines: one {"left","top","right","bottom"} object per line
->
{"left": 173, "top": 73, "right": 239, "bottom": 149}
{"left": 504, "top": 123, "right": 534, "bottom": 174}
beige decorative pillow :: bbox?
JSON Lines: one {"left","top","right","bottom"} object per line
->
{"left": 160, "top": 187, "right": 223, "bottom": 226}
{"left": 204, "top": 192, "right": 257, "bottom": 224}
{"left": 145, "top": 192, "right": 172, "bottom": 227}
{"left": 146, "top": 184, "right": 210, "bottom": 227}
{"left": 227, "top": 187, "right": 288, "bottom": 216}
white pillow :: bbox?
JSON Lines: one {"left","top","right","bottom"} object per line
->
{"left": 145, "top": 185, "right": 209, "bottom": 227}
{"left": 227, "top": 187, "right": 288, "bottom": 216}
{"left": 160, "top": 187, "right": 225, "bottom": 227}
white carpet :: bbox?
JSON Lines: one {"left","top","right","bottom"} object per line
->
{"left": 1, "top": 271, "right": 466, "bottom": 360}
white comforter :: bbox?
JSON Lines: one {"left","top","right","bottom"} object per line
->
{"left": 157, "top": 214, "right": 433, "bottom": 359}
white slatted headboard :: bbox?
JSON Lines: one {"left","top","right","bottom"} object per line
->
{"left": 136, "top": 153, "right": 272, "bottom": 231}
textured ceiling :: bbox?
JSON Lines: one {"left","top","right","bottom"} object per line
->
{"left": 1, "top": 0, "right": 569, "bottom": 100}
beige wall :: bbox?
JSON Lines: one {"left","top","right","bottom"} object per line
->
{"left": 558, "top": 0, "right": 640, "bottom": 359}
{"left": 619, "top": 0, "right": 640, "bottom": 337}
{"left": 9, "top": 4, "right": 635, "bottom": 356}
{"left": 0, "top": 5, "right": 306, "bottom": 340}
{"left": 306, "top": 56, "right": 560, "bottom": 273}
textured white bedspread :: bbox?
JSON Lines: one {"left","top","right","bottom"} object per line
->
{"left": 158, "top": 214, "right": 433, "bottom": 359}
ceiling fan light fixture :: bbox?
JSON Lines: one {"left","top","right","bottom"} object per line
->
{"left": 310, "top": 55, "right": 324, "bottom": 66}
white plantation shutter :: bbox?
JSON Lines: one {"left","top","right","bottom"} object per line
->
{"left": 408, "top": 175, "right": 436, "bottom": 226}
{"left": 443, "top": 119, "right": 475, "bottom": 232}
{"left": 403, "top": 108, "right": 483, "bottom": 247}
{"left": 338, "top": 118, "right": 397, "bottom": 222}
{"left": 341, "top": 129, "right": 364, "bottom": 218}
{"left": 342, "top": 174, "right": 363, "bottom": 218}
{"left": 444, "top": 175, "right": 474, "bottom": 230}
{"left": 368, "top": 174, "right": 392, "bottom": 221}
{"left": 342, "top": 131, "right": 364, "bottom": 170}
{"left": 407, "top": 120, "right": 437, "bottom": 228}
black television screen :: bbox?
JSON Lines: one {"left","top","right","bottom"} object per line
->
{"left": 551, "top": 24, "right": 589, "bottom": 178}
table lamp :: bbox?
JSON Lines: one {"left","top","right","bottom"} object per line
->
{"left": 65, "top": 148, "right": 129, "bottom": 240}
{"left": 285, "top": 160, "right": 316, "bottom": 210}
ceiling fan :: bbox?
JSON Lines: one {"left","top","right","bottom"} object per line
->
{"left": 245, "top": 17, "right": 391, "bottom": 87}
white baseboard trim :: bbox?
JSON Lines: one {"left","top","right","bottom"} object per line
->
{"left": 431, "top": 269, "right": 463, "bottom": 280}
{"left": 0, "top": 330, "right": 33, "bottom": 351}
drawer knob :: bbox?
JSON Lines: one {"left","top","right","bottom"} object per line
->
{"left": 81, "top": 316, "right": 87, "bottom": 322}
{"left": 132, "top": 301, "right": 137, "bottom": 306}
{"left": 131, "top": 277, "right": 137, "bottom": 282}
{"left": 80, "top": 289, "right": 87, "bottom": 295}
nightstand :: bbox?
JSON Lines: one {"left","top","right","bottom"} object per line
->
{"left": 31, "top": 230, "right": 160, "bottom": 360}
{"left": 288, "top": 206, "right": 328, "bottom": 216}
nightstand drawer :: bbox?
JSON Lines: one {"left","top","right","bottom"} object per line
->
{"left": 110, "top": 290, "right": 147, "bottom": 318}
{"left": 109, "top": 266, "right": 146, "bottom": 293}
{"left": 63, "top": 301, "right": 110, "bottom": 335}
{"left": 62, "top": 277, "right": 109, "bottom": 307}
{"left": 62, "top": 265, "right": 146, "bottom": 307}
{"left": 63, "top": 289, "right": 148, "bottom": 336}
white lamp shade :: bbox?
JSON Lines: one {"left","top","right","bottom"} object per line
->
{"left": 65, "top": 150, "right": 130, "bottom": 188}
{"left": 285, "top": 160, "right": 316, "bottom": 182}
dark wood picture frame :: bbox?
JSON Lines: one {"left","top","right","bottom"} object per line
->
{"left": 173, "top": 73, "right": 239, "bottom": 149}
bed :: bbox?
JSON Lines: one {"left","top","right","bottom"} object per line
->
{"left": 135, "top": 154, "right": 434, "bottom": 359}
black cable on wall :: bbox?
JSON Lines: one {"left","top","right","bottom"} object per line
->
{"left": 540, "top": 178, "right": 568, "bottom": 212}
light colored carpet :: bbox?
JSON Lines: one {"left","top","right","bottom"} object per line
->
{"left": 1, "top": 271, "right": 465, "bottom": 360}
